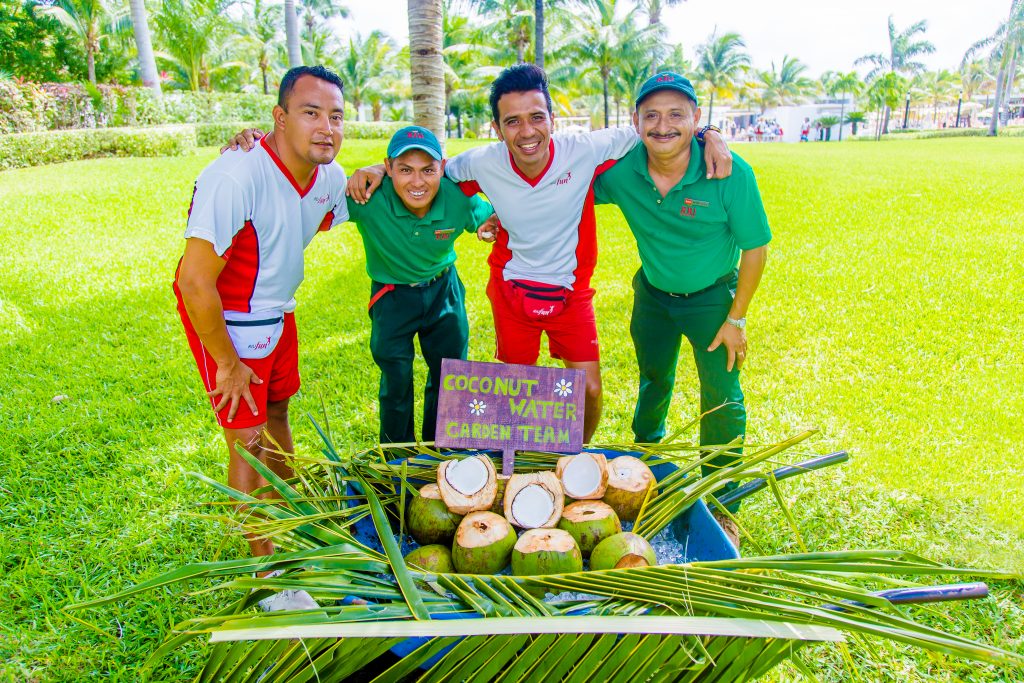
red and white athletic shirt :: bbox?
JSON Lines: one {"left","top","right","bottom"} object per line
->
{"left": 445, "top": 127, "right": 638, "bottom": 290}
{"left": 179, "top": 136, "right": 349, "bottom": 313}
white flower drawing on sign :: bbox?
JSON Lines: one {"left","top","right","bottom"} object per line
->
{"left": 469, "top": 398, "right": 487, "bottom": 416}
{"left": 554, "top": 378, "right": 573, "bottom": 398}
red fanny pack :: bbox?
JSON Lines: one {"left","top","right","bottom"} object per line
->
{"left": 511, "top": 280, "right": 568, "bottom": 320}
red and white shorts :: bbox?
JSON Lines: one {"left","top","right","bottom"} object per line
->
{"left": 486, "top": 271, "right": 600, "bottom": 365}
{"left": 178, "top": 303, "right": 300, "bottom": 429}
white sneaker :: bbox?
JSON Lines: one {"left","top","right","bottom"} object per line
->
{"left": 255, "top": 570, "right": 319, "bottom": 612}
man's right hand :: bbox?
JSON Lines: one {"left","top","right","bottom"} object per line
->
{"left": 221, "top": 128, "right": 266, "bottom": 153}
{"left": 346, "top": 165, "right": 386, "bottom": 203}
{"left": 209, "top": 360, "right": 263, "bottom": 421}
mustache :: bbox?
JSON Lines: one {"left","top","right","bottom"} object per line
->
{"left": 646, "top": 131, "right": 681, "bottom": 138}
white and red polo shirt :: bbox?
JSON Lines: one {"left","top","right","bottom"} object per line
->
{"left": 445, "top": 127, "right": 638, "bottom": 290}
{"left": 175, "top": 136, "right": 349, "bottom": 313}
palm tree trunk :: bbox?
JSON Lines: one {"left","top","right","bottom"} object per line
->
{"left": 284, "top": 0, "right": 302, "bottom": 68}
{"left": 707, "top": 91, "right": 714, "bottom": 129}
{"left": 882, "top": 105, "right": 891, "bottom": 134}
{"left": 989, "top": 66, "right": 1006, "bottom": 136}
{"left": 128, "top": 0, "right": 161, "bottom": 99}
{"left": 408, "top": 0, "right": 446, "bottom": 141}
{"left": 602, "top": 73, "right": 609, "bottom": 128}
{"left": 534, "top": 0, "right": 544, "bottom": 68}
{"left": 87, "top": 48, "right": 96, "bottom": 85}
{"left": 262, "top": 67, "right": 269, "bottom": 95}
{"left": 838, "top": 97, "right": 845, "bottom": 141}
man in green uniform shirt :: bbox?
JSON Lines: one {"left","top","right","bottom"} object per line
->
{"left": 346, "top": 126, "right": 494, "bottom": 444}
{"left": 593, "top": 73, "right": 771, "bottom": 545}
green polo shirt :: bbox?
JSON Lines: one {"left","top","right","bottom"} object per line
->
{"left": 594, "top": 139, "right": 771, "bottom": 294}
{"left": 346, "top": 177, "right": 492, "bottom": 284}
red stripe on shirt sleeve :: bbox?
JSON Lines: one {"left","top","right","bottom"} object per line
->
{"left": 458, "top": 180, "right": 482, "bottom": 197}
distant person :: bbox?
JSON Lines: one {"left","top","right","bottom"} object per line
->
{"left": 174, "top": 66, "right": 348, "bottom": 611}
{"left": 800, "top": 117, "right": 811, "bottom": 142}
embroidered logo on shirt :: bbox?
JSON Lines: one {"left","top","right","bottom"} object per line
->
{"left": 684, "top": 198, "right": 709, "bottom": 207}
{"left": 556, "top": 171, "right": 573, "bottom": 186}
{"left": 434, "top": 228, "right": 455, "bottom": 240}
{"left": 314, "top": 194, "right": 330, "bottom": 205}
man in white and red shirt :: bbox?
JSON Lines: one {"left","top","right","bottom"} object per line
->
{"left": 174, "top": 66, "right": 348, "bottom": 567}
{"left": 348, "top": 64, "right": 732, "bottom": 441}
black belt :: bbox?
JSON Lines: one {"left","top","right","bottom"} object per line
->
{"left": 397, "top": 266, "right": 450, "bottom": 288}
{"left": 646, "top": 269, "right": 735, "bottom": 298}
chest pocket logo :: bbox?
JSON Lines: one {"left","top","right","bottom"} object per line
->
{"left": 682, "top": 197, "right": 710, "bottom": 218}
{"left": 434, "top": 228, "right": 455, "bottom": 240}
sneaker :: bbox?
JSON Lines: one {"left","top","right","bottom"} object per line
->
{"left": 712, "top": 510, "right": 741, "bottom": 550}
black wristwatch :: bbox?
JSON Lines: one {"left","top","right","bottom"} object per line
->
{"left": 696, "top": 124, "right": 721, "bottom": 144}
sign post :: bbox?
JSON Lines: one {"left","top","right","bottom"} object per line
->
{"left": 434, "top": 359, "right": 586, "bottom": 474}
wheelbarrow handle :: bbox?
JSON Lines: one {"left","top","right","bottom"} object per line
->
{"left": 872, "top": 582, "right": 989, "bottom": 605}
{"left": 826, "top": 582, "right": 989, "bottom": 612}
{"left": 716, "top": 451, "right": 850, "bottom": 508}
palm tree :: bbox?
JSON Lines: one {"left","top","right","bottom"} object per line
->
{"left": 300, "top": 0, "right": 349, "bottom": 45}
{"left": 816, "top": 114, "right": 840, "bottom": 141}
{"left": 35, "top": 0, "right": 124, "bottom": 85}
{"left": 867, "top": 71, "right": 908, "bottom": 140}
{"left": 154, "top": 0, "right": 238, "bottom": 91}
{"left": 856, "top": 15, "right": 935, "bottom": 133}
{"left": 472, "top": 0, "right": 533, "bottom": 63}
{"left": 238, "top": 0, "right": 282, "bottom": 95}
{"left": 959, "top": 59, "right": 994, "bottom": 127}
{"left": 284, "top": 0, "right": 301, "bottom": 67}
{"left": 127, "top": 0, "right": 160, "bottom": 98}
{"left": 827, "top": 71, "right": 862, "bottom": 141}
{"left": 639, "top": 0, "right": 685, "bottom": 26}
{"left": 843, "top": 110, "right": 867, "bottom": 136}
{"left": 913, "top": 69, "right": 960, "bottom": 124}
{"left": 557, "top": 0, "right": 652, "bottom": 128}
{"left": 695, "top": 30, "right": 750, "bottom": 126}
{"left": 408, "top": 0, "right": 446, "bottom": 139}
{"left": 754, "top": 56, "right": 813, "bottom": 111}
{"left": 337, "top": 31, "right": 396, "bottom": 120}
{"left": 962, "top": 0, "right": 1023, "bottom": 135}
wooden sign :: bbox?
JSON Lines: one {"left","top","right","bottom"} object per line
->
{"left": 434, "top": 359, "right": 586, "bottom": 474}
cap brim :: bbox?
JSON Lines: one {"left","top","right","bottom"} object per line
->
{"left": 636, "top": 84, "right": 698, "bottom": 109}
{"left": 389, "top": 143, "right": 443, "bottom": 161}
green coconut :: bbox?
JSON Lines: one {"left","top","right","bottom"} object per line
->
{"left": 602, "top": 455, "right": 656, "bottom": 522}
{"left": 404, "top": 544, "right": 454, "bottom": 573}
{"left": 452, "top": 511, "right": 516, "bottom": 574}
{"left": 589, "top": 532, "right": 657, "bottom": 571}
{"left": 556, "top": 500, "right": 621, "bottom": 557}
{"left": 407, "top": 483, "right": 462, "bottom": 546}
{"left": 489, "top": 474, "right": 510, "bottom": 514}
{"left": 511, "top": 528, "right": 583, "bottom": 576}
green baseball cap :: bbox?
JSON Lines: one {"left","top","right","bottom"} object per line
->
{"left": 635, "top": 72, "right": 699, "bottom": 109}
{"left": 387, "top": 125, "right": 443, "bottom": 161}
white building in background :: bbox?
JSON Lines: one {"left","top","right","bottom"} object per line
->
{"left": 703, "top": 98, "right": 858, "bottom": 142}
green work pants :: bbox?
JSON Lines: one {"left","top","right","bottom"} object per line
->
{"left": 368, "top": 267, "right": 469, "bottom": 444}
{"left": 630, "top": 268, "right": 746, "bottom": 509}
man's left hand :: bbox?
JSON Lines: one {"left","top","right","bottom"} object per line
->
{"left": 708, "top": 322, "right": 747, "bottom": 372}
{"left": 703, "top": 131, "right": 733, "bottom": 179}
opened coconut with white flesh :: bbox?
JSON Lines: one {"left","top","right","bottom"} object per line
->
{"left": 489, "top": 474, "right": 511, "bottom": 514}
{"left": 602, "top": 455, "right": 656, "bottom": 522}
{"left": 589, "top": 532, "right": 657, "bottom": 570}
{"left": 452, "top": 511, "right": 516, "bottom": 574}
{"left": 556, "top": 500, "right": 621, "bottom": 557}
{"left": 504, "top": 471, "right": 564, "bottom": 529}
{"left": 511, "top": 528, "right": 583, "bottom": 576}
{"left": 404, "top": 544, "right": 454, "bottom": 573}
{"left": 407, "top": 483, "right": 463, "bottom": 546}
{"left": 437, "top": 455, "right": 497, "bottom": 515}
{"left": 555, "top": 452, "right": 608, "bottom": 500}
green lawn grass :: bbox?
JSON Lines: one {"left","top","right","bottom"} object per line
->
{"left": 1, "top": 137, "right": 1023, "bottom": 681}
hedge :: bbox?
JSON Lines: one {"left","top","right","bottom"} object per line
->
{"left": 0, "top": 125, "right": 196, "bottom": 170}
{"left": 0, "top": 120, "right": 414, "bottom": 170}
